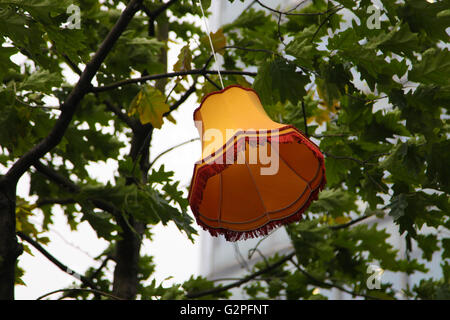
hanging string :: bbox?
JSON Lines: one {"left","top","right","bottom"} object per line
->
{"left": 197, "top": 0, "right": 225, "bottom": 89}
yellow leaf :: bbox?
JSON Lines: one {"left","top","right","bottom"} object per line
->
{"left": 201, "top": 28, "right": 226, "bottom": 54}
{"left": 308, "top": 108, "right": 330, "bottom": 125}
{"left": 22, "top": 244, "right": 34, "bottom": 256}
{"left": 166, "top": 113, "right": 177, "bottom": 124}
{"left": 128, "top": 85, "right": 171, "bottom": 128}
{"left": 173, "top": 45, "right": 192, "bottom": 72}
{"left": 334, "top": 216, "right": 351, "bottom": 225}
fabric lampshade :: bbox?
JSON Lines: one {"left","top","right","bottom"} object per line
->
{"left": 188, "top": 85, "right": 326, "bottom": 241}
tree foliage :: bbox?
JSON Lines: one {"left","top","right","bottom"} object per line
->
{"left": 0, "top": 0, "right": 448, "bottom": 300}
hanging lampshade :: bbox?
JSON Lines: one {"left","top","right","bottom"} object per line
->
{"left": 188, "top": 85, "right": 326, "bottom": 241}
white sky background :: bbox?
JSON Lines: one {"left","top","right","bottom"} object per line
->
{"left": 10, "top": 2, "right": 217, "bottom": 300}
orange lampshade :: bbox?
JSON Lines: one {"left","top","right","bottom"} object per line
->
{"left": 188, "top": 85, "right": 326, "bottom": 241}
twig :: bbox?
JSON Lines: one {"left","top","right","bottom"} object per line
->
{"left": 312, "top": 133, "right": 351, "bottom": 138}
{"left": 163, "top": 77, "right": 198, "bottom": 117}
{"left": 140, "top": 0, "right": 179, "bottom": 20}
{"left": 222, "top": 45, "right": 315, "bottom": 76}
{"left": 36, "top": 198, "right": 77, "bottom": 207}
{"left": 289, "top": 256, "right": 381, "bottom": 300}
{"left": 17, "top": 231, "right": 97, "bottom": 289}
{"left": 255, "top": 0, "right": 340, "bottom": 16}
{"left": 223, "top": 45, "right": 280, "bottom": 57}
{"left": 311, "top": 6, "right": 343, "bottom": 43}
{"left": 103, "top": 99, "right": 139, "bottom": 132}
{"left": 37, "top": 288, "right": 122, "bottom": 300}
{"left": 302, "top": 100, "right": 308, "bottom": 137}
{"left": 15, "top": 97, "right": 60, "bottom": 110}
{"left": 59, "top": 255, "right": 113, "bottom": 300}
{"left": 149, "top": 138, "right": 199, "bottom": 169}
{"left": 324, "top": 152, "right": 366, "bottom": 166}
{"left": 277, "top": 13, "right": 285, "bottom": 46}
{"left": 91, "top": 69, "right": 255, "bottom": 93}
{"left": 203, "top": 73, "right": 222, "bottom": 90}
{"left": 185, "top": 252, "right": 295, "bottom": 299}
{"left": 329, "top": 213, "right": 376, "bottom": 230}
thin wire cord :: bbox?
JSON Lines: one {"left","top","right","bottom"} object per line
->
{"left": 197, "top": 0, "right": 225, "bottom": 89}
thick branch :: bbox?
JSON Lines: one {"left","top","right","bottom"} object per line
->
{"left": 5, "top": 0, "right": 143, "bottom": 183}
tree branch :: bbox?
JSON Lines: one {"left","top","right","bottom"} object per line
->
{"left": 329, "top": 213, "right": 376, "bottom": 230}
{"left": 289, "top": 256, "right": 380, "bottom": 300}
{"left": 163, "top": 77, "right": 198, "bottom": 117}
{"left": 255, "top": 0, "right": 340, "bottom": 16}
{"left": 59, "top": 255, "right": 113, "bottom": 300}
{"left": 185, "top": 252, "right": 295, "bottom": 299}
{"left": 32, "top": 161, "right": 123, "bottom": 220}
{"left": 311, "top": 6, "right": 343, "bottom": 43}
{"left": 36, "top": 198, "right": 77, "bottom": 207}
{"left": 103, "top": 99, "right": 139, "bottom": 132}
{"left": 140, "top": 0, "right": 179, "bottom": 20}
{"left": 33, "top": 161, "right": 80, "bottom": 193}
{"left": 17, "top": 231, "right": 97, "bottom": 290}
{"left": 91, "top": 69, "right": 255, "bottom": 93}
{"left": 5, "top": 0, "right": 143, "bottom": 183}
{"left": 301, "top": 100, "right": 309, "bottom": 137}
{"left": 149, "top": 138, "right": 199, "bottom": 169}
{"left": 37, "top": 288, "right": 122, "bottom": 300}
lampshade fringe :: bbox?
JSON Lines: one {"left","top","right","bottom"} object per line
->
{"left": 189, "top": 126, "right": 327, "bottom": 241}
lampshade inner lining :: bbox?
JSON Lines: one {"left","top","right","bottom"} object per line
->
{"left": 196, "top": 140, "right": 323, "bottom": 228}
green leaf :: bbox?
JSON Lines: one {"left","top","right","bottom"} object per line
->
{"left": 388, "top": 194, "right": 408, "bottom": 220}
{"left": 183, "top": 275, "right": 231, "bottom": 300}
{"left": 409, "top": 49, "right": 450, "bottom": 86}
{"left": 128, "top": 85, "right": 170, "bottom": 128}
{"left": 364, "top": 22, "right": 419, "bottom": 58}
{"left": 286, "top": 25, "right": 323, "bottom": 70}
{"left": 20, "top": 70, "right": 62, "bottom": 94}
{"left": 308, "top": 188, "right": 357, "bottom": 217}
{"left": 416, "top": 234, "right": 439, "bottom": 261}
{"left": 253, "top": 57, "right": 309, "bottom": 107}
{"left": 381, "top": 140, "right": 426, "bottom": 185}
{"left": 0, "top": 46, "right": 19, "bottom": 82}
